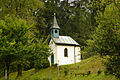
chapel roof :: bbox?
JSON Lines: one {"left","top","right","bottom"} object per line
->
{"left": 51, "top": 36, "right": 80, "bottom": 46}
{"left": 51, "top": 13, "right": 60, "bottom": 29}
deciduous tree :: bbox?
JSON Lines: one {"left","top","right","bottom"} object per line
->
{"left": 0, "top": 16, "right": 32, "bottom": 79}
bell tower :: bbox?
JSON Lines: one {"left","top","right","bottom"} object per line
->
{"left": 51, "top": 13, "right": 60, "bottom": 38}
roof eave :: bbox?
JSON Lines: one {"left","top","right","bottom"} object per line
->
{"left": 56, "top": 43, "right": 81, "bottom": 47}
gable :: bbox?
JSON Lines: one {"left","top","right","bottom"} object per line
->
{"left": 47, "top": 37, "right": 51, "bottom": 45}
{"left": 49, "top": 39, "right": 54, "bottom": 45}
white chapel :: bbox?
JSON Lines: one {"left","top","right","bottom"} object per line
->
{"left": 48, "top": 14, "right": 81, "bottom": 66}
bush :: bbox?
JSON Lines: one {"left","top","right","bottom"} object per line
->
{"left": 82, "top": 73, "right": 85, "bottom": 76}
{"left": 34, "top": 59, "right": 50, "bottom": 70}
{"left": 64, "top": 68, "right": 69, "bottom": 76}
{"left": 97, "top": 70, "right": 102, "bottom": 75}
{"left": 86, "top": 71, "right": 91, "bottom": 76}
{"left": 51, "top": 63, "right": 58, "bottom": 67}
{"left": 105, "top": 56, "right": 120, "bottom": 79}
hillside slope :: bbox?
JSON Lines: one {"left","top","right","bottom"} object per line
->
{"left": 0, "top": 56, "right": 118, "bottom": 80}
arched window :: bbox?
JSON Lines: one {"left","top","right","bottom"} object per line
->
{"left": 64, "top": 48, "right": 68, "bottom": 57}
{"left": 55, "top": 30, "right": 57, "bottom": 33}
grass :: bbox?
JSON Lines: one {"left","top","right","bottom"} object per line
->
{"left": 0, "top": 56, "right": 118, "bottom": 80}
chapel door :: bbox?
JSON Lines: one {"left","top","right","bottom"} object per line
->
{"left": 51, "top": 55, "right": 54, "bottom": 64}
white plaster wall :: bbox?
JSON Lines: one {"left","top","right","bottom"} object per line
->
{"left": 75, "top": 46, "right": 81, "bottom": 63}
{"left": 57, "top": 45, "right": 75, "bottom": 65}
{"left": 48, "top": 39, "right": 57, "bottom": 64}
{"left": 49, "top": 39, "right": 81, "bottom": 66}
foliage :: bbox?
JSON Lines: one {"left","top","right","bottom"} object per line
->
{"left": 1, "top": 0, "right": 120, "bottom": 79}
{"left": 84, "top": 1, "right": 120, "bottom": 78}
{"left": 97, "top": 70, "right": 102, "bottom": 75}
{"left": 0, "top": 0, "right": 44, "bottom": 19}
{"left": 64, "top": 67, "right": 69, "bottom": 76}
{"left": 51, "top": 63, "right": 58, "bottom": 67}
{"left": 0, "top": 15, "right": 32, "bottom": 62}
{"left": 40, "top": 0, "right": 94, "bottom": 47}
{"left": 0, "top": 15, "right": 31, "bottom": 55}
{"left": 86, "top": 71, "right": 91, "bottom": 76}
{"left": 0, "top": 15, "right": 51, "bottom": 79}
{"left": 32, "top": 40, "right": 51, "bottom": 70}
{"left": 105, "top": 56, "right": 120, "bottom": 78}
{"left": 0, "top": 0, "right": 46, "bottom": 40}
{"left": 83, "top": 1, "right": 120, "bottom": 57}
{"left": 0, "top": 15, "right": 33, "bottom": 79}
{"left": 34, "top": 58, "right": 50, "bottom": 70}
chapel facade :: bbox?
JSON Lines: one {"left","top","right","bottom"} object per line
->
{"left": 48, "top": 14, "right": 81, "bottom": 66}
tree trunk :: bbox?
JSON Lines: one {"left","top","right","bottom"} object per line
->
{"left": 5, "top": 61, "right": 9, "bottom": 80}
{"left": 17, "top": 64, "right": 22, "bottom": 77}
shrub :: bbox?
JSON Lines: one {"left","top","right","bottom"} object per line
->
{"left": 105, "top": 56, "right": 120, "bottom": 79}
{"left": 51, "top": 63, "right": 58, "bottom": 67}
{"left": 104, "top": 70, "right": 109, "bottom": 75}
{"left": 34, "top": 59, "right": 50, "bottom": 70}
{"left": 64, "top": 68, "right": 69, "bottom": 76}
{"left": 86, "top": 71, "right": 91, "bottom": 75}
{"left": 82, "top": 73, "right": 85, "bottom": 76}
{"left": 97, "top": 70, "right": 102, "bottom": 75}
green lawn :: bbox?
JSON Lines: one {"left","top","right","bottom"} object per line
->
{"left": 0, "top": 56, "right": 118, "bottom": 80}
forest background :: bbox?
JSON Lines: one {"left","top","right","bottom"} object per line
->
{"left": 0, "top": 0, "right": 120, "bottom": 80}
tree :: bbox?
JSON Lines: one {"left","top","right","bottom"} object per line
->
{"left": 0, "top": 15, "right": 33, "bottom": 80}
{"left": 0, "top": 0, "right": 46, "bottom": 40}
{"left": 41, "top": 0, "right": 93, "bottom": 47}
{"left": 0, "top": 0, "right": 44, "bottom": 19}
{"left": 83, "top": 1, "right": 120, "bottom": 78}
{"left": 33, "top": 39, "right": 51, "bottom": 70}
